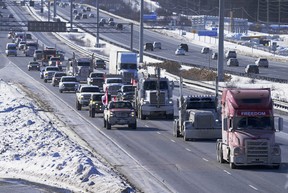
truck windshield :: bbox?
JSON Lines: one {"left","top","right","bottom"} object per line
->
{"left": 120, "top": 63, "right": 137, "bottom": 70}
{"left": 186, "top": 101, "right": 216, "bottom": 109}
{"left": 236, "top": 117, "right": 273, "bottom": 130}
{"left": 78, "top": 62, "right": 90, "bottom": 67}
{"left": 144, "top": 80, "right": 168, "bottom": 90}
{"left": 123, "top": 86, "right": 135, "bottom": 92}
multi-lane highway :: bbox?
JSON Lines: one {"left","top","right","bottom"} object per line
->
{"left": 1, "top": 3, "right": 288, "bottom": 193}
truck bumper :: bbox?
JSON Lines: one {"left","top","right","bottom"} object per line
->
{"left": 108, "top": 117, "right": 136, "bottom": 125}
{"left": 141, "top": 104, "right": 174, "bottom": 116}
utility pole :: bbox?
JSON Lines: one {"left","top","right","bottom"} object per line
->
{"left": 95, "top": 0, "right": 100, "bottom": 47}
{"left": 139, "top": 0, "right": 144, "bottom": 63}
{"left": 217, "top": 0, "right": 224, "bottom": 82}
{"left": 70, "top": 0, "right": 73, "bottom": 29}
{"left": 41, "top": 0, "right": 43, "bottom": 13}
{"left": 53, "top": 0, "right": 57, "bottom": 18}
{"left": 48, "top": 1, "right": 51, "bottom": 21}
{"left": 267, "top": 0, "right": 269, "bottom": 32}
{"left": 130, "top": 23, "right": 133, "bottom": 51}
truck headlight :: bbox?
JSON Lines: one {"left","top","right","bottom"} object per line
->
{"left": 272, "top": 146, "right": 281, "bottom": 156}
{"left": 233, "top": 147, "right": 244, "bottom": 156}
{"left": 169, "top": 100, "right": 173, "bottom": 104}
{"left": 110, "top": 112, "right": 114, "bottom": 117}
{"left": 130, "top": 111, "right": 135, "bottom": 117}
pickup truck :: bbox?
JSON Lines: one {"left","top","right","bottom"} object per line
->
{"left": 87, "top": 71, "right": 105, "bottom": 90}
{"left": 41, "top": 66, "right": 61, "bottom": 83}
{"left": 88, "top": 93, "right": 108, "bottom": 117}
{"left": 103, "top": 101, "right": 137, "bottom": 130}
{"left": 76, "top": 85, "right": 100, "bottom": 110}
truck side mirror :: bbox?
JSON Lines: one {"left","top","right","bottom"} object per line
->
{"left": 277, "top": 117, "right": 283, "bottom": 131}
{"left": 223, "top": 118, "right": 227, "bottom": 130}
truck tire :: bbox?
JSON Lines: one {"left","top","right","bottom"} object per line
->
{"left": 129, "top": 123, "right": 137, "bottom": 129}
{"left": 217, "top": 143, "right": 225, "bottom": 163}
{"left": 230, "top": 162, "right": 237, "bottom": 169}
{"left": 104, "top": 118, "right": 106, "bottom": 127}
{"left": 76, "top": 101, "right": 82, "bottom": 110}
{"left": 44, "top": 79, "right": 47, "bottom": 83}
{"left": 106, "top": 120, "right": 111, "bottom": 130}
{"left": 91, "top": 108, "right": 95, "bottom": 118}
{"left": 173, "top": 121, "right": 180, "bottom": 137}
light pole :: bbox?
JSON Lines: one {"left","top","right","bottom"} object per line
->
{"left": 53, "top": 0, "right": 56, "bottom": 18}
{"left": 139, "top": 0, "right": 144, "bottom": 63}
{"left": 217, "top": 0, "right": 224, "bottom": 82}
{"left": 95, "top": 0, "right": 99, "bottom": 47}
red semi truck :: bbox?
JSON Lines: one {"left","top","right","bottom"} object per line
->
{"left": 216, "top": 88, "right": 283, "bottom": 169}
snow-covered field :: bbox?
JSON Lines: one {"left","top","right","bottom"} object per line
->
{"left": 0, "top": 81, "right": 134, "bottom": 192}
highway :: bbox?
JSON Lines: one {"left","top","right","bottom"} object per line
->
{"left": 1, "top": 3, "right": 288, "bottom": 193}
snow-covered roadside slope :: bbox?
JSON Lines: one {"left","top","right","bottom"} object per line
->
{"left": 0, "top": 80, "right": 134, "bottom": 193}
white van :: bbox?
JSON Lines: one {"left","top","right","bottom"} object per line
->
{"left": 5, "top": 43, "right": 17, "bottom": 57}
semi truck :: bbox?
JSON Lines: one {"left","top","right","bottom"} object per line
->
{"left": 173, "top": 78, "right": 221, "bottom": 141}
{"left": 109, "top": 51, "right": 138, "bottom": 84}
{"left": 134, "top": 67, "right": 174, "bottom": 120}
{"left": 216, "top": 88, "right": 283, "bottom": 169}
{"left": 67, "top": 53, "right": 94, "bottom": 82}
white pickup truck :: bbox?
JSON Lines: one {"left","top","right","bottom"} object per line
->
{"left": 103, "top": 101, "right": 137, "bottom": 130}
{"left": 76, "top": 85, "right": 100, "bottom": 110}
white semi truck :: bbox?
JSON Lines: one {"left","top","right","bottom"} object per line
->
{"left": 134, "top": 67, "right": 174, "bottom": 120}
{"left": 67, "top": 53, "right": 94, "bottom": 82}
{"left": 173, "top": 78, "right": 221, "bottom": 141}
{"left": 109, "top": 51, "right": 138, "bottom": 84}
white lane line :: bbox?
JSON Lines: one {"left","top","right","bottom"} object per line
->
{"left": 157, "top": 132, "right": 161, "bottom": 135}
{"left": 223, "top": 170, "right": 231, "bottom": 175}
{"left": 202, "top": 158, "right": 209, "bottom": 162}
{"left": 145, "top": 125, "right": 149, "bottom": 127}
{"left": 170, "top": 139, "right": 176, "bottom": 143}
{"left": 185, "top": 148, "right": 191, "bottom": 152}
{"left": 249, "top": 185, "right": 258, "bottom": 191}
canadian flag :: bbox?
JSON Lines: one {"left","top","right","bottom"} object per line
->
{"left": 102, "top": 87, "right": 109, "bottom": 105}
{"left": 131, "top": 78, "right": 137, "bottom": 86}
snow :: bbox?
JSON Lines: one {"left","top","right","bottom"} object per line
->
{"left": 1, "top": 3, "right": 288, "bottom": 192}
{"left": 0, "top": 81, "right": 133, "bottom": 192}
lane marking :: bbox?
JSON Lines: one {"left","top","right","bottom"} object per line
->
{"left": 185, "top": 148, "right": 191, "bottom": 152}
{"left": 223, "top": 170, "right": 231, "bottom": 175}
{"left": 249, "top": 185, "right": 258, "bottom": 191}
{"left": 145, "top": 125, "right": 149, "bottom": 127}
{"left": 170, "top": 139, "right": 175, "bottom": 143}
{"left": 202, "top": 158, "right": 209, "bottom": 162}
{"left": 157, "top": 132, "right": 161, "bottom": 135}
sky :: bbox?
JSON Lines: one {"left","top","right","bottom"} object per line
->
{"left": 1, "top": 2, "right": 288, "bottom": 193}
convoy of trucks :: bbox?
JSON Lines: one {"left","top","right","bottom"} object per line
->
{"left": 173, "top": 78, "right": 222, "bottom": 141}
{"left": 216, "top": 88, "right": 283, "bottom": 169}
{"left": 109, "top": 51, "right": 138, "bottom": 84}
{"left": 134, "top": 67, "right": 174, "bottom": 120}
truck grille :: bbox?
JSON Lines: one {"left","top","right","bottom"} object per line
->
{"left": 149, "top": 92, "right": 165, "bottom": 105}
{"left": 245, "top": 140, "right": 269, "bottom": 163}
{"left": 114, "top": 112, "right": 129, "bottom": 118}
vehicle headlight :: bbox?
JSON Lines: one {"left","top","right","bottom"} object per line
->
{"left": 130, "top": 111, "right": 135, "bottom": 117}
{"left": 143, "top": 100, "right": 149, "bottom": 104}
{"left": 272, "top": 146, "right": 281, "bottom": 156}
{"left": 169, "top": 99, "right": 173, "bottom": 104}
{"left": 110, "top": 112, "right": 114, "bottom": 117}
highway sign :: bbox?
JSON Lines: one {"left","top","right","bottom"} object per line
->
{"left": 198, "top": 30, "right": 218, "bottom": 37}
{"left": 28, "top": 21, "right": 66, "bottom": 32}
{"left": 143, "top": 13, "right": 157, "bottom": 21}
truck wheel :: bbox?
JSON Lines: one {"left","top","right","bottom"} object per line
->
{"left": 104, "top": 119, "right": 106, "bottom": 127}
{"left": 44, "top": 79, "right": 47, "bottom": 83}
{"left": 76, "top": 101, "right": 82, "bottom": 110}
{"left": 129, "top": 123, "right": 137, "bottom": 129}
{"left": 230, "top": 162, "right": 237, "bottom": 169}
{"left": 59, "top": 90, "right": 63, "bottom": 93}
{"left": 106, "top": 120, "right": 111, "bottom": 130}
{"left": 91, "top": 108, "right": 95, "bottom": 118}
{"left": 217, "top": 144, "right": 225, "bottom": 163}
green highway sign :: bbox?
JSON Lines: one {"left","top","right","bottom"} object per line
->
{"left": 28, "top": 21, "right": 66, "bottom": 32}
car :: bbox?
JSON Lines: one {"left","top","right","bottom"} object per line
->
{"left": 99, "top": 20, "right": 105, "bottom": 27}
{"left": 86, "top": 7, "right": 91, "bottom": 11}
{"left": 27, "top": 61, "right": 40, "bottom": 71}
{"left": 108, "top": 21, "right": 115, "bottom": 26}
{"left": 211, "top": 52, "right": 218, "bottom": 60}
{"left": 74, "top": 15, "right": 80, "bottom": 20}
{"left": 5, "top": 43, "right": 17, "bottom": 57}
{"left": 100, "top": 18, "right": 107, "bottom": 24}
{"left": 59, "top": 76, "right": 79, "bottom": 93}
{"left": 153, "top": 41, "right": 161, "bottom": 49}
{"left": 77, "top": 12, "right": 83, "bottom": 17}
{"left": 42, "top": 66, "right": 61, "bottom": 82}
{"left": 201, "top": 47, "right": 210, "bottom": 54}
{"left": 88, "top": 13, "right": 94, "bottom": 18}
{"left": 245, "top": 64, "right": 259, "bottom": 74}
{"left": 179, "top": 43, "right": 188, "bottom": 52}
{"left": 255, "top": 58, "right": 269, "bottom": 68}
{"left": 117, "top": 85, "right": 136, "bottom": 101}
{"left": 18, "top": 41, "right": 26, "bottom": 50}
{"left": 87, "top": 71, "right": 105, "bottom": 89}
{"left": 116, "top": 23, "right": 123, "bottom": 30}
{"left": 73, "top": 9, "right": 78, "bottom": 14}
{"left": 51, "top": 72, "right": 67, "bottom": 86}
{"left": 8, "top": 14, "right": 14, "bottom": 18}
{"left": 175, "top": 48, "right": 185, "bottom": 55}
{"left": 2, "top": 5, "right": 7, "bottom": 9}
{"left": 144, "top": 43, "right": 153, "bottom": 51}
{"left": 227, "top": 58, "right": 239, "bottom": 67}
{"left": 88, "top": 93, "right": 106, "bottom": 117}
{"left": 94, "top": 59, "right": 106, "bottom": 69}
{"left": 25, "top": 46, "right": 37, "bottom": 57}
{"left": 82, "top": 14, "right": 88, "bottom": 19}
{"left": 225, "top": 50, "right": 237, "bottom": 59}
{"left": 108, "top": 18, "right": 114, "bottom": 22}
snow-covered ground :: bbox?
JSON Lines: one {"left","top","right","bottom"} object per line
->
{"left": 1, "top": 2, "right": 288, "bottom": 193}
